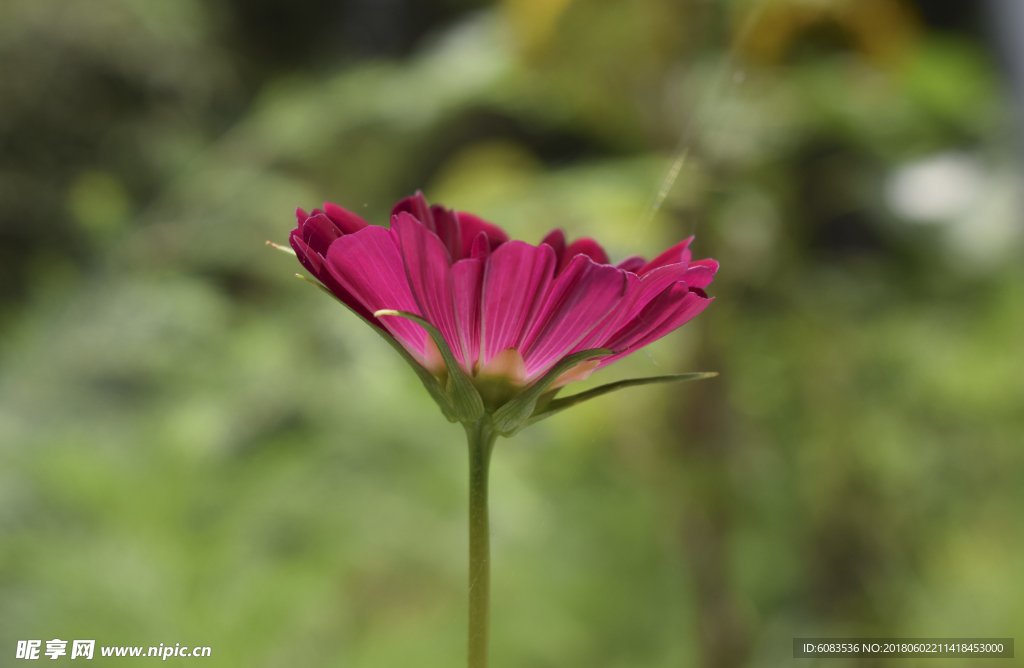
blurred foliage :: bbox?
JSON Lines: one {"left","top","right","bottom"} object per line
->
{"left": 1, "top": 0, "right": 1022, "bottom": 667}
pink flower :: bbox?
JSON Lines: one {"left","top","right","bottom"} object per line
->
{"left": 290, "top": 192, "right": 716, "bottom": 396}
{"left": 282, "top": 192, "right": 719, "bottom": 668}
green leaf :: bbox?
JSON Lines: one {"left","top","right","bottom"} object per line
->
{"left": 525, "top": 372, "right": 718, "bottom": 428}
{"left": 295, "top": 275, "right": 457, "bottom": 421}
{"left": 266, "top": 240, "right": 297, "bottom": 256}
{"left": 374, "top": 309, "right": 485, "bottom": 422}
{"left": 491, "top": 348, "right": 614, "bottom": 436}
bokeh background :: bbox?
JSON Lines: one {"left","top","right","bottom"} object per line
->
{"left": 1, "top": 0, "right": 1022, "bottom": 666}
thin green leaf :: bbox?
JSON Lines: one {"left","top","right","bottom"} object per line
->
{"left": 374, "top": 309, "right": 484, "bottom": 422}
{"left": 491, "top": 348, "right": 614, "bottom": 435}
{"left": 526, "top": 372, "right": 718, "bottom": 428}
{"left": 295, "top": 275, "right": 456, "bottom": 421}
{"left": 266, "top": 240, "right": 297, "bottom": 255}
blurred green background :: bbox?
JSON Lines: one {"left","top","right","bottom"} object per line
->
{"left": 1, "top": 0, "right": 1022, "bottom": 666}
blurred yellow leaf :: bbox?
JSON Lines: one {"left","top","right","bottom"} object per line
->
{"left": 503, "top": 0, "right": 578, "bottom": 53}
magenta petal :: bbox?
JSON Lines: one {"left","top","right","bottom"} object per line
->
{"left": 392, "top": 211, "right": 465, "bottom": 366}
{"left": 290, "top": 231, "right": 323, "bottom": 274}
{"left": 480, "top": 241, "right": 556, "bottom": 366}
{"left": 680, "top": 264, "right": 717, "bottom": 289}
{"left": 520, "top": 254, "right": 629, "bottom": 377}
{"left": 617, "top": 255, "right": 647, "bottom": 273}
{"left": 563, "top": 237, "right": 609, "bottom": 270}
{"left": 458, "top": 212, "right": 509, "bottom": 258}
{"left": 579, "top": 263, "right": 690, "bottom": 348}
{"left": 430, "top": 205, "right": 463, "bottom": 262}
{"left": 601, "top": 284, "right": 712, "bottom": 364}
{"left": 599, "top": 256, "right": 715, "bottom": 333}
{"left": 289, "top": 231, "right": 378, "bottom": 324}
{"left": 641, "top": 262, "right": 708, "bottom": 307}
{"left": 469, "top": 231, "right": 491, "bottom": 261}
{"left": 540, "top": 229, "right": 567, "bottom": 265}
{"left": 688, "top": 257, "right": 719, "bottom": 273}
{"left": 324, "top": 225, "right": 428, "bottom": 357}
{"left": 627, "top": 263, "right": 691, "bottom": 311}
{"left": 640, "top": 236, "right": 694, "bottom": 275}
{"left": 452, "top": 258, "right": 483, "bottom": 372}
{"left": 391, "top": 192, "right": 509, "bottom": 258}
{"left": 571, "top": 271, "right": 641, "bottom": 352}
{"left": 392, "top": 191, "right": 436, "bottom": 234}
{"left": 323, "top": 202, "right": 369, "bottom": 235}
{"left": 300, "top": 213, "right": 344, "bottom": 256}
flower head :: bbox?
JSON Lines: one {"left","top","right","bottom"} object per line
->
{"left": 288, "top": 192, "right": 717, "bottom": 431}
{"left": 282, "top": 191, "right": 720, "bottom": 668}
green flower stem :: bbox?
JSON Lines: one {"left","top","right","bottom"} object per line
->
{"left": 465, "top": 420, "right": 498, "bottom": 668}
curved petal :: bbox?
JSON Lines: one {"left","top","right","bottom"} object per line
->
{"left": 593, "top": 258, "right": 717, "bottom": 340}
{"left": 617, "top": 255, "right": 646, "bottom": 273}
{"left": 323, "top": 202, "right": 370, "bottom": 235}
{"left": 639, "top": 236, "right": 694, "bottom": 275}
{"left": 520, "top": 254, "right": 628, "bottom": 378}
{"left": 290, "top": 215, "right": 379, "bottom": 323}
{"left": 392, "top": 192, "right": 510, "bottom": 261}
{"left": 480, "top": 241, "right": 556, "bottom": 367}
{"left": 562, "top": 237, "right": 609, "bottom": 271}
{"left": 540, "top": 229, "right": 566, "bottom": 264}
{"left": 680, "top": 263, "right": 718, "bottom": 289}
{"left": 289, "top": 233, "right": 376, "bottom": 323}
{"left": 290, "top": 229, "right": 324, "bottom": 274}
{"left": 469, "top": 231, "right": 491, "bottom": 261}
{"left": 571, "top": 272, "right": 640, "bottom": 353}
{"left": 451, "top": 257, "right": 483, "bottom": 373}
{"left": 458, "top": 211, "right": 509, "bottom": 258}
{"left": 574, "top": 263, "right": 691, "bottom": 352}
{"left": 392, "top": 191, "right": 436, "bottom": 233}
{"left": 392, "top": 212, "right": 465, "bottom": 367}
{"left": 324, "top": 225, "right": 429, "bottom": 359}
{"left": 600, "top": 283, "right": 712, "bottom": 365}
{"left": 299, "top": 213, "right": 343, "bottom": 257}
{"left": 624, "top": 263, "right": 693, "bottom": 317}
{"left": 430, "top": 205, "right": 463, "bottom": 262}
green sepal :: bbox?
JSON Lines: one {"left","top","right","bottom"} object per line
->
{"left": 374, "top": 309, "right": 485, "bottom": 422}
{"left": 491, "top": 348, "right": 613, "bottom": 436}
{"left": 524, "top": 371, "right": 718, "bottom": 429}
{"left": 295, "top": 275, "right": 457, "bottom": 422}
{"left": 266, "top": 240, "right": 297, "bottom": 255}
